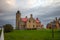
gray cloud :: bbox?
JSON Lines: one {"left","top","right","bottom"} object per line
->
{"left": 0, "top": 0, "right": 60, "bottom": 28}
{"left": 0, "top": 0, "right": 17, "bottom": 13}
{"left": 18, "top": 4, "right": 60, "bottom": 27}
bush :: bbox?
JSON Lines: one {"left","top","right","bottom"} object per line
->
{"left": 3, "top": 24, "right": 13, "bottom": 33}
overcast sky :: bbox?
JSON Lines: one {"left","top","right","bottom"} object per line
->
{"left": 0, "top": 0, "right": 60, "bottom": 28}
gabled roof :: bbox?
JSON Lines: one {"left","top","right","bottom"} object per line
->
{"left": 36, "top": 18, "right": 40, "bottom": 23}
{"left": 21, "top": 18, "right": 28, "bottom": 22}
{"left": 21, "top": 18, "right": 40, "bottom": 23}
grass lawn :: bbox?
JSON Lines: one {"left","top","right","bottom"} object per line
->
{"left": 4, "top": 29, "right": 60, "bottom": 40}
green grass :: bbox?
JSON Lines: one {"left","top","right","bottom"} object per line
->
{"left": 4, "top": 29, "right": 60, "bottom": 40}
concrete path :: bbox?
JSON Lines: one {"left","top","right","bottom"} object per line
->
{"left": 0, "top": 28, "right": 4, "bottom": 40}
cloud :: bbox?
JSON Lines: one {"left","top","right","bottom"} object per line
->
{"left": 0, "top": 0, "right": 60, "bottom": 12}
{"left": 17, "top": 0, "right": 60, "bottom": 10}
{"left": 0, "top": 0, "right": 16, "bottom": 13}
{"left": 0, "top": 0, "right": 60, "bottom": 28}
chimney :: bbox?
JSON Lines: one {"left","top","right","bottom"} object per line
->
{"left": 30, "top": 14, "right": 33, "bottom": 18}
{"left": 25, "top": 16, "right": 27, "bottom": 18}
{"left": 55, "top": 17, "right": 57, "bottom": 21}
{"left": 36, "top": 18, "right": 38, "bottom": 20}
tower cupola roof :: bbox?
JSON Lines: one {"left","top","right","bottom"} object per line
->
{"left": 16, "top": 10, "right": 21, "bottom": 15}
{"left": 17, "top": 10, "right": 20, "bottom": 13}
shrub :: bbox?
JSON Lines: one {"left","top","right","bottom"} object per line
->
{"left": 3, "top": 24, "right": 13, "bottom": 33}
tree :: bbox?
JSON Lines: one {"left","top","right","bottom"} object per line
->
{"left": 3, "top": 24, "right": 13, "bottom": 33}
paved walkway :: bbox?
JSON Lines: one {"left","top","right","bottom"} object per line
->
{"left": 0, "top": 28, "right": 4, "bottom": 40}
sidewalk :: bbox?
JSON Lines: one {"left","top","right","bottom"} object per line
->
{"left": 0, "top": 28, "right": 4, "bottom": 40}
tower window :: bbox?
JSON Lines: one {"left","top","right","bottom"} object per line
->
{"left": 33, "top": 25, "right": 35, "bottom": 28}
{"left": 29, "top": 20, "right": 30, "bottom": 23}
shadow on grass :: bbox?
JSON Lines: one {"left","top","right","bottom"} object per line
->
{"left": 0, "top": 30, "right": 2, "bottom": 36}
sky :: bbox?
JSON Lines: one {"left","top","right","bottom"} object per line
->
{"left": 0, "top": 0, "right": 60, "bottom": 28}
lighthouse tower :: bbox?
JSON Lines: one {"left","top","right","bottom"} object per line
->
{"left": 16, "top": 10, "right": 21, "bottom": 29}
